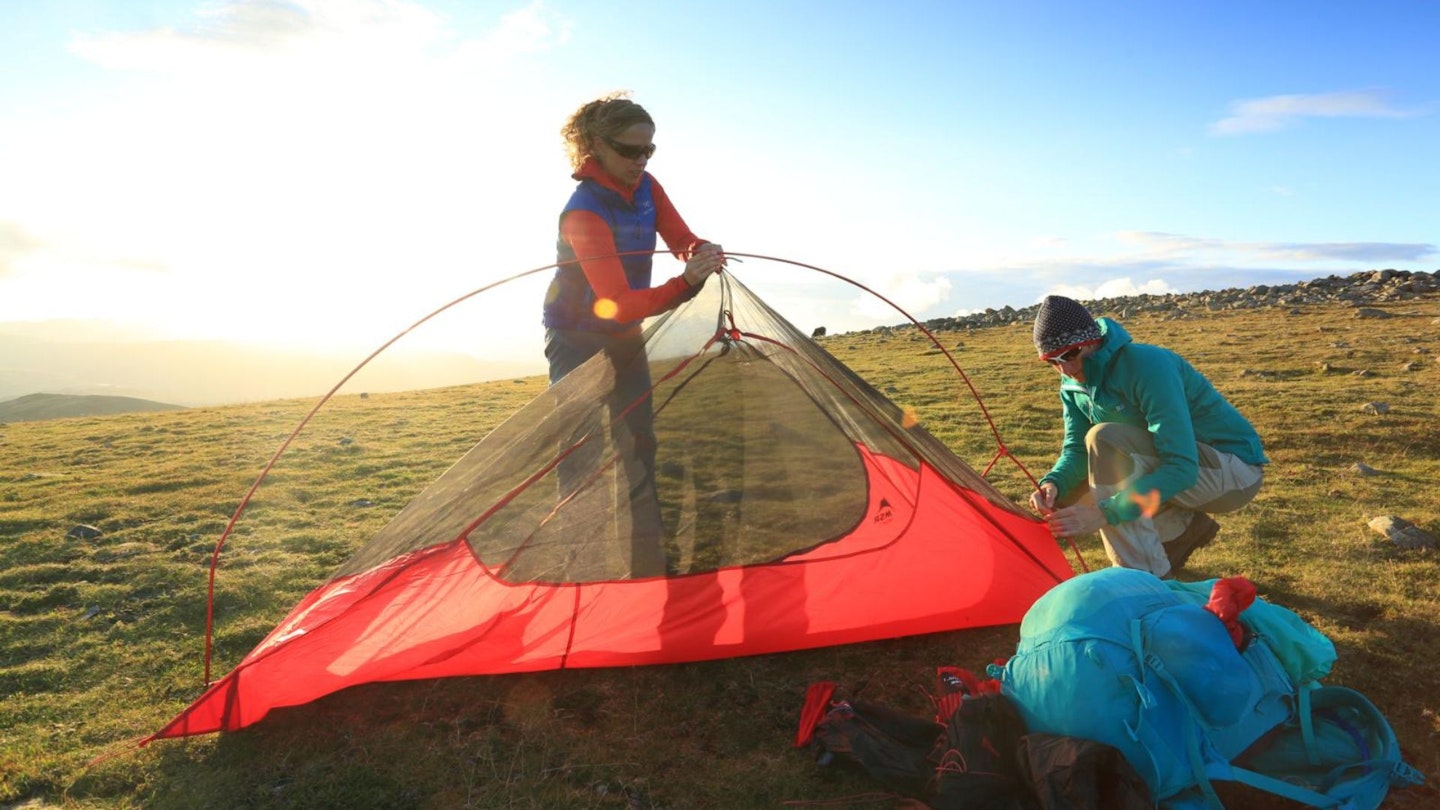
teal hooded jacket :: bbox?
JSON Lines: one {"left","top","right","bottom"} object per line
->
{"left": 1040, "top": 317, "right": 1268, "bottom": 525}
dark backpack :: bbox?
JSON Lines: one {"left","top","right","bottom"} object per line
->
{"left": 802, "top": 675, "right": 1040, "bottom": 808}
{"left": 809, "top": 698, "right": 945, "bottom": 796}
{"left": 931, "top": 692, "right": 1034, "bottom": 810}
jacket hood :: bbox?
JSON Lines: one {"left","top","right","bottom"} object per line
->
{"left": 1063, "top": 317, "right": 1132, "bottom": 383}
{"left": 1091, "top": 317, "right": 1132, "bottom": 363}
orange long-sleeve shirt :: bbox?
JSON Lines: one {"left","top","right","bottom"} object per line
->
{"left": 558, "top": 159, "right": 709, "bottom": 325}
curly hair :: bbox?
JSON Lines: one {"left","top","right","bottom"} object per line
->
{"left": 560, "top": 92, "right": 654, "bottom": 171}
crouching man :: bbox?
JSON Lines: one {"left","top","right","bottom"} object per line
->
{"left": 1028, "top": 295, "right": 1268, "bottom": 578}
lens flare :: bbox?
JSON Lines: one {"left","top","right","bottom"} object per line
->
{"left": 593, "top": 298, "right": 618, "bottom": 320}
{"left": 1130, "top": 489, "right": 1161, "bottom": 519}
{"left": 902, "top": 405, "right": 920, "bottom": 429}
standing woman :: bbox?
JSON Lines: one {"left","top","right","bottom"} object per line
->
{"left": 543, "top": 93, "right": 724, "bottom": 577}
{"left": 545, "top": 93, "right": 724, "bottom": 343}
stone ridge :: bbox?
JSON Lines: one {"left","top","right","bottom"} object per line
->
{"left": 872, "top": 268, "right": 1440, "bottom": 334}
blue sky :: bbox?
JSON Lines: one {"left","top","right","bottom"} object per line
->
{"left": 1, "top": 0, "right": 1436, "bottom": 361}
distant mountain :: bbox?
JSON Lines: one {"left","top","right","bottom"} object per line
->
{"left": 0, "top": 325, "right": 545, "bottom": 407}
{"left": 0, "top": 393, "right": 187, "bottom": 423}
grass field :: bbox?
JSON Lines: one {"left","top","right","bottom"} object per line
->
{"left": 2, "top": 293, "right": 1437, "bottom": 808}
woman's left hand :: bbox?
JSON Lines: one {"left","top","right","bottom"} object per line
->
{"left": 683, "top": 244, "right": 725, "bottom": 285}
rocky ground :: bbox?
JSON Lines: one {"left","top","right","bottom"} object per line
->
{"left": 869, "top": 268, "right": 1440, "bottom": 334}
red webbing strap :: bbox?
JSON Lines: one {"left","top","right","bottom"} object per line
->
{"left": 794, "top": 681, "right": 837, "bottom": 747}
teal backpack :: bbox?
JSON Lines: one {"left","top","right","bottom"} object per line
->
{"left": 992, "top": 568, "right": 1424, "bottom": 809}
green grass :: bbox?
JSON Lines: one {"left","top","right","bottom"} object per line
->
{"left": 2, "top": 299, "right": 1438, "bottom": 808}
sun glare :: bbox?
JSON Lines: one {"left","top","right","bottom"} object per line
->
{"left": 0, "top": 1, "right": 580, "bottom": 360}
{"left": 593, "top": 298, "right": 619, "bottom": 320}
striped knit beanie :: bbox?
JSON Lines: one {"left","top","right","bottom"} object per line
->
{"left": 1033, "top": 295, "right": 1102, "bottom": 358}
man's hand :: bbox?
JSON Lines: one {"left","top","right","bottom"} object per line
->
{"left": 1045, "top": 501, "right": 1107, "bottom": 538}
{"left": 1029, "top": 481, "right": 1058, "bottom": 515}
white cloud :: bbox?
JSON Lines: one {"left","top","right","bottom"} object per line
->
{"left": 466, "top": 2, "right": 573, "bottom": 59}
{"left": 1044, "top": 277, "right": 1178, "bottom": 302}
{"left": 1209, "top": 89, "right": 1419, "bottom": 136}
{"left": 3, "top": 1, "right": 577, "bottom": 350}
{"left": 1111, "top": 232, "right": 1434, "bottom": 265}
{"left": 68, "top": 0, "right": 451, "bottom": 75}
{"left": 1115, "top": 231, "right": 1224, "bottom": 256}
{"left": 953, "top": 228, "right": 1437, "bottom": 318}
{"left": 1250, "top": 242, "right": 1436, "bottom": 263}
{"left": 852, "top": 273, "right": 953, "bottom": 321}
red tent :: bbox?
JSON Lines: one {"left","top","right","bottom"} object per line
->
{"left": 146, "top": 269, "right": 1071, "bottom": 741}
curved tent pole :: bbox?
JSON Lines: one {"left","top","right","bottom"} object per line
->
{"left": 713, "top": 253, "right": 1086, "bottom": 570}
{"left": 200, "top": 251, "right": 1079, "bottom": 686}
{"left": 201, "top": 261, "right": 560, "bottom": 684}
{"left": 717, "top": 253, "right": 1048, "bottom": 484}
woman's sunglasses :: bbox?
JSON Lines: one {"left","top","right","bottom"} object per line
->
{"left": 604, "top": 136, "right": 657, "bottom": 161}
{"left": 1045, "top": 346, "right": 1083, "bottom": 366}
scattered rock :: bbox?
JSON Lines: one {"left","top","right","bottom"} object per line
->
{"left": 1366, "top": 516, "right": 1438, "bottom": 550}
{"left": 1360, "top": 402, "right": 1389, "bottom": 415}
{"left": 811, "top": 326, "right": 827, "bottom": 338}
{"left": 1401, "top": 361, "right": 1421, "bottom": 371}
{"left": 1351, "top": 369, "right": 1373, "bottom": 377}
{"left": 1350, "top": 462, "right": 1379, "bottom": 476}
{"left": 339, "top": 436, "right": 355, "bottom": 446}
{"left": 350, "top": 499, "right": 375, "bottom": 508}
{"left": 887, "top": 269, "right": 1440, "bottom": 334}
{"left": 359, "top": 392, "right": 370, "bottom": 399}
{"left": 67, "top": 524, "right": 103, "bottom": 540}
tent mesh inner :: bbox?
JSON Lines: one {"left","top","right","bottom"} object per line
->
{"left": 335, "top": 273, "right": 1020, "bottom": 584}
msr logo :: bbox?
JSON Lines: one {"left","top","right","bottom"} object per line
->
{"left": 873, "top": 497, "right": 893, "bottom": 524}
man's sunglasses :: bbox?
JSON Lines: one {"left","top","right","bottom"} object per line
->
{"left": 1045, "top": 346, "right": 1084, "bottom": 366}
{"left": 604, "top": 136, "right": 657, "bottom": 161}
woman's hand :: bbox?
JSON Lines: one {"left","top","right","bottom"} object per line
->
{"left": 682, "top": 243, "right": 725, "bottom": 286}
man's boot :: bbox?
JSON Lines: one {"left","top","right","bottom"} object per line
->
{"left": 1164, "top": 512, "right": 1220, "bottom": 573}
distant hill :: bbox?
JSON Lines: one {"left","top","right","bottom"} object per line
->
{"left": 0, "top": 392, "right": 188, "bottom": 423}
{"left": 0, "top": 325, "right": 544, "bottom": 407}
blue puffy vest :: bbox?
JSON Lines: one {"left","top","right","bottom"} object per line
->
{"left": 544, "top": 176, "right": 658, "bottom": 333}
